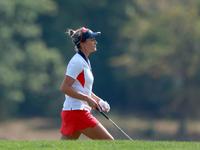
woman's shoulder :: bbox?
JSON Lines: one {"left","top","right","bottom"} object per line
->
{"left": 68, "top": 53, "right": 82, "bottom": 65}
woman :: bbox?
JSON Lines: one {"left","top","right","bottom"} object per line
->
{"left": 60, "top": 27, "right": 114, "bottom": 140}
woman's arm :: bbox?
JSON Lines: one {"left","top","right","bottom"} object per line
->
{"left": 61, "top": 75, "right": 101, "bottom": 111}
{"left": 91, "top": 92, "right": 101, "bottom": 103}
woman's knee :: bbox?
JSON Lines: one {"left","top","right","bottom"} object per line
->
{"left": 60, "top": 132, "right": 81, "bottom": 140}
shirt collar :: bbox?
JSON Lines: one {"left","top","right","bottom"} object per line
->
{"left": 78, "top": 50, "right": 89, "bottom": 65}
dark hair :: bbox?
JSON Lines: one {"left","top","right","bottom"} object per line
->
{"left": 66, "top": 28, "right": 82, "bottom": 51}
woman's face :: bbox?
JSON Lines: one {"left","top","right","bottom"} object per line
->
{"left": 82, "top": 38, "right": 98, "bottom": 53}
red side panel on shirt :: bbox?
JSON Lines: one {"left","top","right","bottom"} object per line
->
{"left": 77, "top": 70, "right": 85, "bottom": 88}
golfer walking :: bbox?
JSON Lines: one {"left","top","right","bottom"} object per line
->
{"left": 60, "top": 27, "right": 114, "bottom": 140}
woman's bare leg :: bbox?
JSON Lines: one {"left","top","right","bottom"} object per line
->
{"left": 79, "top": 123, "right": 114, "bottom": 140}
{"left": 60, "top": 131, "right": 81, "bottom": 140}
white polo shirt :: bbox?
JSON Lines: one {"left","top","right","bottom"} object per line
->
{"left": 62, "top": 52, "right": 94, "bottom": 112}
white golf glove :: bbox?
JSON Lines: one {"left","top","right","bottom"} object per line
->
{"left": 99, "top": 99, "right": 110, "bottom": 112}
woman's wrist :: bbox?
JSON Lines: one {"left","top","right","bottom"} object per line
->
{"left": 99, "top": 99, "right": 104, "bottom": 104}
{"left": 99, "top": 99, "right": 104, "bottom": 103}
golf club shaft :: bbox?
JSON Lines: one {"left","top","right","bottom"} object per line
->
{"left": 96, "top": 107, "right": 133, "bottom": 141}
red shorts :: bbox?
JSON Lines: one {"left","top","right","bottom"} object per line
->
{"left": 60, "top": 110, "right": 99, "bottom": 135}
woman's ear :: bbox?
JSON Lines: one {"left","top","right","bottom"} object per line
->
{"left": 80, "top": 42, "right": 85, "bottom": 49}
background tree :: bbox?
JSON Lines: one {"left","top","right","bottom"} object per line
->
{"left": 109, "top": 0, "right": 200, "bottom": 134}
{"left": 0, "top": 0, "right": 65, "bottom": 119}
{"left": 1, "top": 0, "right": 200, "bottom": 139}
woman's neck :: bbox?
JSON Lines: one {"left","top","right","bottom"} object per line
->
{"left": 79, "top": 49, "right": 89, "bottom": 58}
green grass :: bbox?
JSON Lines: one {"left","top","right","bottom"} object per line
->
{"left": 0, "top": 140, "right": 200, "bottom": 150}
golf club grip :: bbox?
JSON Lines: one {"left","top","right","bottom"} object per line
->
{"left": 96, "top": 107, "right": 109, "bottom": 120}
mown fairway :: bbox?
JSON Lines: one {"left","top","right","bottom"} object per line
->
{"left": 0, "top": 140, "right": 200, "bottom": 150}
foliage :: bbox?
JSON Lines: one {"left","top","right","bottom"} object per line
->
{"left": 0, "top": 0, "right": 65, "bottom": 119}
{"left": 108, "top": 0, "right": 200, "bottom": 119}
{"left": 1, "top": 0, "right": 200, "bottom": 134}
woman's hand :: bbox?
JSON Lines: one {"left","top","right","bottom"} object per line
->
{"left": 86, "top": 97, "right": 101, "bottom": 112}
{"left": 99, "top": 99, "right": 110, "bottom": 112}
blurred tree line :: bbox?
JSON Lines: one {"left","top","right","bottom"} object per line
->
{"left": 1, "top": 0, "right": 200, "bottom": 134}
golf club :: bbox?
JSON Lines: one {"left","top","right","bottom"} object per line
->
{"left": 96, "top": 106, "right": 133, "bottom": 141}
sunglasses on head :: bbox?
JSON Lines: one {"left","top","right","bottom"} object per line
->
{"left": 79, "top": 27, "right": 88, "bottom": 44}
